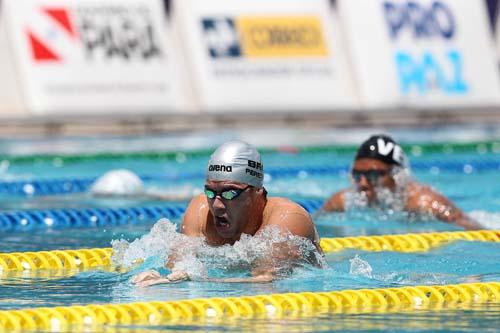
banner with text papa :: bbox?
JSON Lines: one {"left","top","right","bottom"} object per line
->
{"left": 172, "top": 0, "right": 359, "bottom": 112}
{"left": 0, "top": 0, "right": 190, "bottom": 115}
{"left": 338, "top": 0, "right": 500, "bottom": 109}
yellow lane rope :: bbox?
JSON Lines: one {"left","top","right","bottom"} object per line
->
{"left": 1, "top": 230, "right": 498, "bottom": 273}
{"left": 0, "top": 282, "right": 498, "bottom": 331}
{"left": 319, "top": 229, "right": 500, "bottom": 253}
{"left": 0, "top": 248, "right": 112, "bottom": 273}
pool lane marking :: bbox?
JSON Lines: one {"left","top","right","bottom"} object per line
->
{"left": 1, "top": 140, "right": 498, "bottom": 165}
{"left": 0, "top": 282, "right": 498, "bottom": 331}
{"left": 1, "top": 156, "right": 499, "bottom": 197}
{"left": 0, "top": 230, "right": 498, "bottom": 273}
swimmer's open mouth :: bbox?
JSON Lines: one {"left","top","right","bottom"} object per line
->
{"left": 215, "top": 217, "right": 231, "bottom": 230}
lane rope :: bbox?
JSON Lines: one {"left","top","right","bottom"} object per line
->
{"left": 0, "top": 282, "right": 498, "bottom": 331}
{"left": 1, "top": 230, "right": 498, "bottom": 273}
{"left": 1, "top": 140, "right": 498, "bottom": 165}
{"left": 1, "top": 157, "right": 499, "bottom": 197}
{"left": 0, "top": 203, "right": 187, "bottom": 231}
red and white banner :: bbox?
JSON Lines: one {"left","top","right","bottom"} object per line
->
{"left": 0, "top": 0, "right": 189, "bottom": 115}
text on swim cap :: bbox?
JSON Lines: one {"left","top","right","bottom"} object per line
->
{"left": 246, "top": 168, "right": 263, "bottom": 179}
{"left": 208, "top": 164, "right": 233, "bottom": 172}
{"left": 247, "top": 160, "right": 263, "bottom": 170}
{"left": 377, "top": 138, "right": 403, "bottom": 164}
{"left": 247, "top": 159, "right": 263, "bottom": 179}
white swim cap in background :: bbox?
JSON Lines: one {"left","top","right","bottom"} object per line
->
{"left": 90, "top": 169, "right": 144, "bottom": 196}
{"left": 206, "top": 140, "right": 264, "bottom": 188}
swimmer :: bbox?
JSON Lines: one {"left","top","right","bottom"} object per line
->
{"left": 30, "top": 169, "right": 195, "bottom": 209}
{"left": 132, "top": 140, "right": 322, "bottom": 286}
{"left": 319, "top": 134, "right": 482, "bottom": 230}
{"left": 90, "top": 169, "right": 196, "bottom": 201}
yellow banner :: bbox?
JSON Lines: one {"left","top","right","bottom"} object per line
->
{"left": 237, "top": 16, "right": 328, "bottom": 57}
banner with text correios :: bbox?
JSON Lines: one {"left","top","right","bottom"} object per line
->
{"left": 0, "top": 0, "right": 188, "bottom": 115}
{"left": 338, "top": 0, "right": 500, "bottom": 108}
{"left": 172, "top": 0, "right": 358, "bottom": 112}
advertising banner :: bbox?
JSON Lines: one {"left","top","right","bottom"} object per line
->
{"left": 495, "top": 3, "right": 500, "bottom": 63}
{"left": 172, "top": 0, "right": 358, "bottom": 112}
{"left": 0, "top": 15, "right": 26, "bottom": 117}
{"left": 338, "top": 0, "right": 500, "bottom": 108}
{"left": 0, "top": 0, "right": 187, "bottom": 115}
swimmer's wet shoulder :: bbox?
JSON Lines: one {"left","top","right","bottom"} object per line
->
{"left": 262, "top": 197, "right": 321, "bottom": 250}
{"left": 404, "top": 182, "right": 481, "bottom": 230}
{"left": 180, "top": 193, "right": 210, "bottom": 237}
{"left": 321, "top": 189, "right": 346, "bottom": 212}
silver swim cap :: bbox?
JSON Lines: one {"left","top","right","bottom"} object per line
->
{"left": 206, "top": 140, "right": 264, "bottom": 188}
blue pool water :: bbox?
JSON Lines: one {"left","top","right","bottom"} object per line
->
{"left": 0, "top": 126, "right": 499, "bottom": 332}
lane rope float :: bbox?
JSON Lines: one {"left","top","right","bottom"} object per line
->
{"left": 1, "top": 230, "right": 498, "bottom": 273}
{"left": 0, "top": 282, "right": 498, "bottom": 331}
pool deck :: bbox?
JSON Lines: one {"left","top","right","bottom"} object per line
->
{"left": 1, "top": 107, "right": 499, "bottom": 137}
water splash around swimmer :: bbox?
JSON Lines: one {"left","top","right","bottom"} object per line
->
{"left": 111, "top": 218, "right": 325, "bottom": 280}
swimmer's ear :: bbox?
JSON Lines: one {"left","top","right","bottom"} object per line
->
{"left": 256, "top": 187, "right": 268, "bottom": 198}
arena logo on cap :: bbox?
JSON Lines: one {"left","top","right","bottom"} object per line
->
{"left": 208, "top": 164, "right": 233, "bottom": 172}
{"left": 25, "top": 5, "right": 163, "bottom": 63}
{"left": 201, "top": 16, "right": 328, "bottom": 59}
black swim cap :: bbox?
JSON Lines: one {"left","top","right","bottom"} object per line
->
{"left": 355, "top": 135, "right": 406, "bottom": 166}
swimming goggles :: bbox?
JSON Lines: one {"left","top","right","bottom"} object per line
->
{"left": 351, "top": 169, "right": 389, "bottom": 184}
{"left": 204, "top": 185, "right": 250, "bottom": 200}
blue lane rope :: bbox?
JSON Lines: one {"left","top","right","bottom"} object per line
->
{"left": 1, "top": 159, "right": 498, "bottom": 197}
{"left": 0, "top": 200, "right": 322, "bottom": 231}
{"left": 0, "top": 203, "right": 188, "bottom": 231}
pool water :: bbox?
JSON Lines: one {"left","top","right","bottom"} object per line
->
{"left": 0, "top": 127, "right": 499, "bottom": 332}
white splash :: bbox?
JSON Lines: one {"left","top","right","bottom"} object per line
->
{"left": 469, "top": 210, "right": 500, "bottom": 229}
{"left": 344, "top": 164, "right": 410, "bottom": 213}
{"left": 111, "top": 219, "right": 324, "bottom": 279}
{"left": 382, "top": 272, "right": 449, "bottom": 285}
{"left": 349, "top": 255, "right": 373, "bottom": 278}
{"left": 344, "top": 190, "right": 369, "bottom": 210}
{"left": 111, "top": 218, "right": 190, "bottom": 268}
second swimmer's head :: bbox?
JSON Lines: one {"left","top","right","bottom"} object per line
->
{"left": 355, "top": 134, "right": 406, "bottom": 167}
{"left": 351, "top": 134, "right": 409, "bottom": 203}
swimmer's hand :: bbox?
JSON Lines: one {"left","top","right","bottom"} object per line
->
{"left": 204, "top": 273, "right": 274, "bottom": 283}
{"left": 132, "top": 270, "right": 189, "bottom": 287}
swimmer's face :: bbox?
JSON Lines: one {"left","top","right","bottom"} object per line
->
{"left": 351, "top": 158, "right": 395, "bottom": 203}
{"left": 204, "top": 180, "right": 257, "bottom": 239}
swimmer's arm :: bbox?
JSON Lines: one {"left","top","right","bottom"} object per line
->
{"left": 164, "top": 195, "right": 205, "bottom": 273}
{"left": 317, "top": 190, "right": 346, "bottom": 215}
{"left": 132, "top": 270, "right": 189, "bottom": 287}
{"left": 202, "top": 273, "right": 275, "bottom": 283}
{"left": 133, "top": 196, "right": 205, "bottom": 287}
{"left": 407, "top": 186, "right": 482, "bottom": 230}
